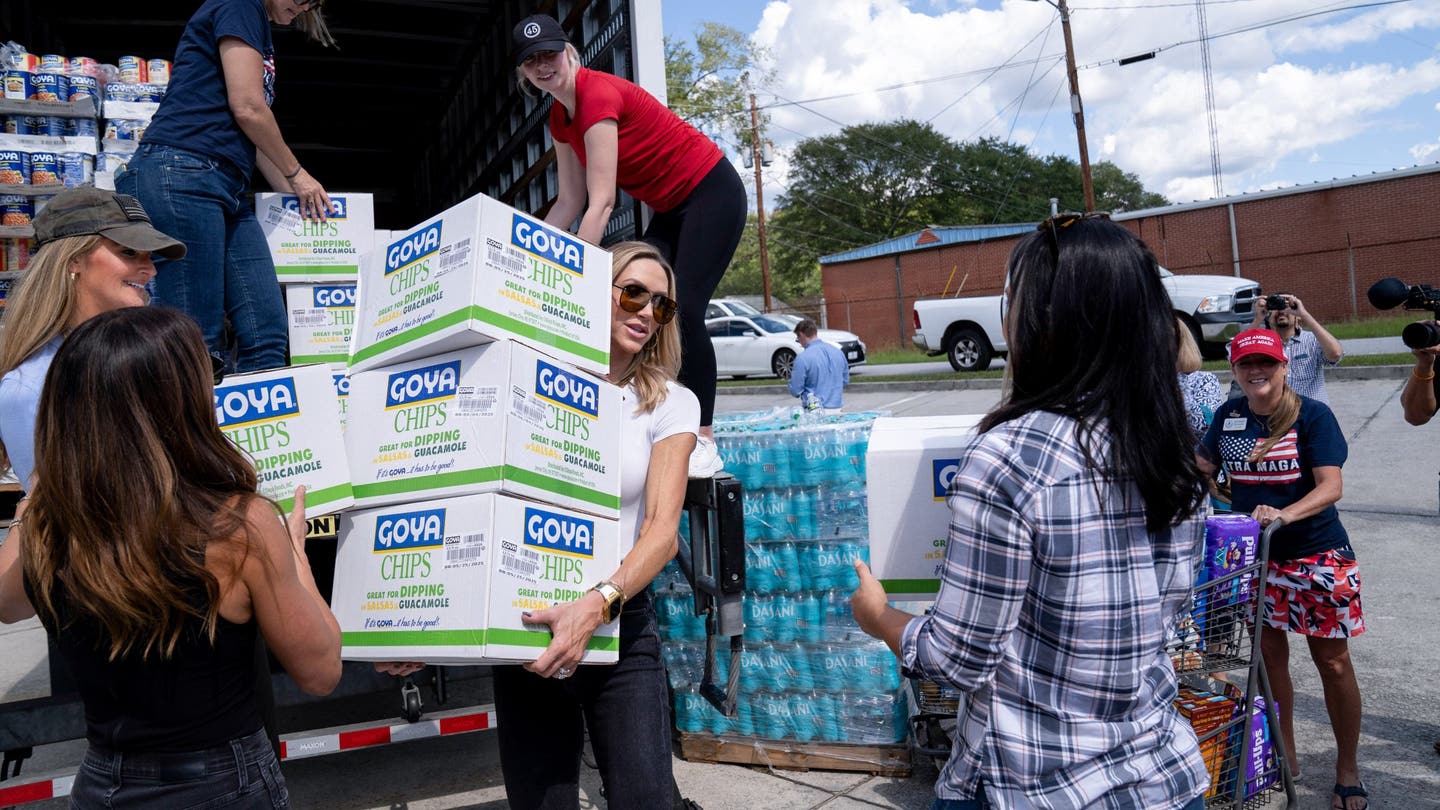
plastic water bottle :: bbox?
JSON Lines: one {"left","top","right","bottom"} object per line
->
{"left": 802, "top": 391, "right": 821, "bottom": 412}
{"left": 773, "top": 541, "right": 800, "bottom": 592}
{"left": 743, "top": 593, "right": 769, "bottom": 644}
{"left": 770, "top": 593, "right": 798, "bottom": 644}
{"left": 736, "top": 692, "right": 756, "bottom": 736}
{"left": 746, "top": 544, "right": 775, "bottom": 592}
{"left": 816, "top": 692, "right": 842, "bottom": 742}
{"left": 789, "top": 642, "right": 816, "bottom": 690}
{"left": 794, "top": 486, "right": 818, "bottom": 539}
{"left": 739, "top": 646, "right": 767, "bottom": 694}
{"left": 764, "top": 644, "right": 791, "bottom": 692}
{"left": 796, "top": 590, "right": 823, "bottom": 642}
{"left": 789, "top": 692, "right": 818, "bottom": 741}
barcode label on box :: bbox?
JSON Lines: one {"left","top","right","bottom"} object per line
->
{"left": 444, "top": 531, "right": 486, "bottom": 569}
{"left": 485, "top": 240, "right": 527, "bottom": 277}
{"left": 290, "top": 308, "right": 328, "bottom": 327}
{"left": 456, "top": 385, "right": 498, "bottom": 418}
{"left": 265, "top": 206, "right": 303, "bottom": 231}
{"left": 436, "top": 238, "right": 472, "bottom": 277}
{"left": 510, "top": 386, "right": 547, "bottom": 426}
{"left": 499, "top": 543, "right": 540, "bottom": 582}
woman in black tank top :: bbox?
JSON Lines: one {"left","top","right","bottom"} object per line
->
{"left": 0, "top": 307, "right": 341, "bottom": 808}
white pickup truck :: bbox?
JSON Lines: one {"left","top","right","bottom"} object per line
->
{"left": 912, "top": 268, "right": 1262, "bottom": 371}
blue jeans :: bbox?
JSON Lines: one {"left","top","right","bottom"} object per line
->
{"left": 493, "top": 590, "right": 672, "bottom": 809}
{"left": 70, "top": 727, "right": 287, "bottom": 809}
{"left": 117, "top": 144, "right": 287, "bottom": 372}
{"left": 932, "top": 789, "right": 1206, "bottom": 810}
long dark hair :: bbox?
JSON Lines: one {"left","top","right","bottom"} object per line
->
{"left": 22, "top": 307, "right": 267, "bottom": 660}
{"left": 980, "top": 218, "right": 1205, "bottom": 531}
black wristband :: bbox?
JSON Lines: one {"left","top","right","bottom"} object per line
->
{"left": 284, "top": 164, "right": 303, "bottom": 180}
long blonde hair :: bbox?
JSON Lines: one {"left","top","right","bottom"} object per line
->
{"left": 1249, "top": 384, "right": 1301, "bottom": 462}
{"left": 0, "top": 234, "right": 102, "bottom": 470}
{"left": 292, "top": 2, "right": 338, "bottom": 48}
{"left": 609, "top": 241, "right": 681, "bottom": 413}
{"left": 1176, "top": 318, "right": 1203, "bottom": 374}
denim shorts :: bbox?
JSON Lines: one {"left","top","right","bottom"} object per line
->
{"left": 70, "top": 727, "right": 287, "bottom": 809}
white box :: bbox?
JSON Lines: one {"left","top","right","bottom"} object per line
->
{"left": 865, "top": 415, "right": 984, "bottom": 600}
{"left": 258, "top": 192, "right": 375, "bottom": 281}
{"left": 214, "top": 363, "right": 354, "bottom": 516}
{"left": 332, "top": 493, "right": 620, "bottom": 664}
{"left": 329, "top": 364, "right": 350, "bottom": 432}
{"left": 348, "top": 193, "right": 611, "bottom": 376}
{"left": 345, "top": 341, "right": 621, "bottom": 518}
{"left": 285, "top": 282, "right": 356, "bottom": 365}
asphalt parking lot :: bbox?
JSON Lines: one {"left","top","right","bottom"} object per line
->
{"left": 1, "top": 371, "right": 1437, "bottom": 809}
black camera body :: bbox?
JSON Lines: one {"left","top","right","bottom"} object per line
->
{"left": 1366, "top": 278, "right": 1440, "bottom": 349}
{"left": 1264, "top": 293, "right": 1289, "bottom": 313}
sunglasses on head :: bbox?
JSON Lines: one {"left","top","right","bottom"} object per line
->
{"left": 613, "top": 283, "right": 677, "bottom": 324}
{"left": 1037, "top": 211, "right": 1111, "bottom": 257}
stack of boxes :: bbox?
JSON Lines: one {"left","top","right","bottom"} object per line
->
{"left": 658, "top": 410, "right": 909, "bottom": 746}
{"left": 96, "top": 54, "right": 170, "bottom": 184}
{"left": 329, "top": 192, "right": 626, "bottom": 667}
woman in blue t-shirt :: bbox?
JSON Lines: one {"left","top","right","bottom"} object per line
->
{"left": 1198, "top": 328, "right": 1367, "bottom": 810}
{"left": 118, "top": 0, "right": 336, "bottom": 373}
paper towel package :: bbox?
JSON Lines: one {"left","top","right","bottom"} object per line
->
{"left": 332, "top": 492, "right": 620, "bottom": 664}
{"left": 214, "top": 363, "right": 353, "bottom": 516}
{"left": 348, "top": 193, "right": 611, "bottom": 376}
{"left": 344, "top": 341, "right": 621, "bottom": 518}
{"left": 258, "top": 192, "right": 374, "bottom": 281}
{"left": 285, "top": 282, "right": 356, "bottom": 365}
{"left": 865, "top": 414, "right": 984, "bottom": 600}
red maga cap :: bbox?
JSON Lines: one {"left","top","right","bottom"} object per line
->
{"left": 1229, "top": 328, "right": 1288, "bottom": 364}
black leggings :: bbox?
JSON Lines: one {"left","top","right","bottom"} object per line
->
{"left": 642, "top": 159, "right": 747, "bottom": 428}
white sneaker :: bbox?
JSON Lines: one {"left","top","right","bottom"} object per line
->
{"left": 688, "top": 435, "right": 724, "bottom": 479}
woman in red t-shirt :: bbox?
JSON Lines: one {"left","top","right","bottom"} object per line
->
{"left": 513, "top": 14, "right": 746, "bottom": 476}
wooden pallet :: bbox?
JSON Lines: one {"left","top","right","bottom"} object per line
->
{"left": 677, "top": 731, "right": 912, "bottom": 777}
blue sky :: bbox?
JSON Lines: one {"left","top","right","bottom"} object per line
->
{"left": 660, "top": 0, "right": 1440, "bottom": 208}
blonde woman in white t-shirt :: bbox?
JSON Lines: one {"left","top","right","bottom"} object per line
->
{"left": 376, "top": 242, "right": 699, "bottom": 808}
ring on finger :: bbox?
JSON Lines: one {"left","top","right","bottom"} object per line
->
{"left": 556, "top": 666, "right": 573, "bottom": 679}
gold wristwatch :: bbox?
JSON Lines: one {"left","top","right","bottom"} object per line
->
{"left": 591, "top": 580, "right": 626, "bottom": 623}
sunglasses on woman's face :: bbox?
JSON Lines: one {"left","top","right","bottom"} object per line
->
{"left": 612, "top": 283, "right": 677, "bottom": 324}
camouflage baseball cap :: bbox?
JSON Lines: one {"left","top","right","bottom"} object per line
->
{"left": 33, "top": 187, "right": 186, "bottom": 260}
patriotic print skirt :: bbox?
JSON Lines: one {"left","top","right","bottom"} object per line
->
{"left": 1263, "top": 548, "right": 1364, "bottom": 638}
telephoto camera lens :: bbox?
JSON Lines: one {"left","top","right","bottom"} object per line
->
{"left": 1402, "top": 320, "right": 1440, "bottom": 350}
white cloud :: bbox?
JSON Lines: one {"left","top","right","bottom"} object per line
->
{"left": 740, "top": 0, "right": 1440, "bottom": 209}
{"left": 1412, "top": 141, "right": 1440, "bottom": 162}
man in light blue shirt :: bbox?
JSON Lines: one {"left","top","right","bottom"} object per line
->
{"left": 787, "top": 319, "right": 849, "bottom": 412}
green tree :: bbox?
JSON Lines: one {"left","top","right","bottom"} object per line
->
{"left": 1092, "top": 162, "right": 1168, "bottom": 213}
{"left": 664, "top": 22, "right": 772, "bottom": 152}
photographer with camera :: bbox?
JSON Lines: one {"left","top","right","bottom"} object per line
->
{"left": 1399, "top": 323, "right": 1440, "bottom": 427}
{"left": 1245, "top": 291, "right": 1344, "bottom": 404}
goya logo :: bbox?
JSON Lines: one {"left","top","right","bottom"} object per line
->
{"left": 313, "top": 284, "right": 356, "bottom": 308}
{"left": 385, "top": 360, "right": 459, "bottom": 409}
{"left": 0, "top": 151, "right": 22, "bottom": 162}
{"left": 535, "top": 360, "right": 598, "bottom": 418}
{"left": 511, "top": 215, "right": 584, "bottom": 275}
{"left": 932, "top": 458, "right": 961, "bottom": 500}
{"left": 331, "top": 372, "right": 350, "bottom": 398}
{"left": 214, "top": 378, "right": 300, "bottom": 427}
{"left": 374, "top": 507, "right": 445, "bottom": 553}
{"left": 386, "top": 222, "right": 442, "bottom": 274}
{"left": 283, "top": 195, "right": 348, "bottom": 219}
{"left": 524, "top": 506, "right": 594, "bottom": 558}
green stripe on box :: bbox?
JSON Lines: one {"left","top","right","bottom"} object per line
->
{"left": 467, "top": 306, "right": 607, "bottom": 365}
{"left": 275, "top": 266, "right": 359, "bottom": 277}
{"left": 274, "top": 482, "right": 354, "bottom": 514}
{"left": 351, "top": 308, "right": 471, "bottom": 365}
{"left": 289, "top": 353, "right": 348, "bottom": 365}
{"left": 487, "top": 627, "right": 619, "bottom": 652}
{"left": 503, "top": 465, "right": 620, "bottom": 511}
{"left": 342, "top": 629, "right": 487, "bottom": 647}
{"left": 878, "top": 578, "right": 940, "bottom": 594}
{"left": 351, "top": 466, "right": 502, "bottom": 500}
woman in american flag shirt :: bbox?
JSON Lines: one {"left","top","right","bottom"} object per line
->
{"left": 1198, "top": 327, "right": 1367, "bottom": 810}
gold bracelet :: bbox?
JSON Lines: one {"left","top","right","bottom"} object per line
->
{"left": 1413, "top": 369, "right": 1435, "bottom": 382}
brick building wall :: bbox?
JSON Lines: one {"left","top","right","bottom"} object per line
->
{"left": 822, "top": 167, "right": 1440, "bottom": 352}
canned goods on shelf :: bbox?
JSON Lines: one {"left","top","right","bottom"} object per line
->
{"left": 31, "top": 72, "right": 67, "bottom": 103}
{"left": 67, "top": 117, "right": 99, "bottom": 138}
{"left": 5, "top": 52, "right": 38, "bottom": 73}
{"left": 104, "top": 82, "right": 138, "bottom": 103}
{"left": 117, "top": 56, "right": 147, "bottom": 84}
{"left": 2, "top": 70, "right": 35, "bottom": 101}
{"left": 147, "top": 59, "right": 171, "bottom": 86}
{"left": 32, "top": 194, "right": 53, "bottom": 214}
{"left": 39, "top": 55, "right": 67, "bottom": 75}
{"left": 68, "top": 74, "right": 98, "bottom": 102}
{"left": 2, "top": 238, "right": 33, "bottom": 272}
{"left": 0, "top": 196, "right": 34, "bottom": 227}
{"left": 0, "top": 151, "right": 29, "bottom": 185}
{"left": 135, "top": 83, "right": 165, "bottom": 103}
{"left": 2, "top": 116, "right": 33, "bottom": 135}
{"left": 68, "top": 56, "right": 100, "bottom": 78}
{"left": 35, "top": 116, "right": 66, "bottom": 137}
{"left": 60, "top": 153, "right": 94, "bottom": 187}
{"left": 101, "top": 153, "right": 129, "bottom": 174}
{"left": 29, "top": 152, "right": 59, "bottom": 185}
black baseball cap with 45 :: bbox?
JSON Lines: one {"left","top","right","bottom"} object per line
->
{"left": 33, "top": 187, "right": 186, "bottom": 260}
{"left": 512, "top": 14, "right": 570, "bottom": 66}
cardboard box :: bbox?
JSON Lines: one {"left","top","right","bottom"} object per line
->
{"left": 332, "top": 492, "right": 620, "bottom": 664}
{"left": 344, "top": 341, "right": 621, "bottom": 518}
{"left": 258, "top": 192, "right": 375, "bottom": 281}
{"left": 864, "top": 415, "right": 984, "bottom": 599}
{"left": 330, "top": 364, "right": 350, "bottom": 432}
{"left": 214, "top": 363, "right": 353, "bottom": 516}
{"left": 348, "top": 193, "right": 611, "bottom": 376}
{"left": 286, "top": 282, "right": 356, "bottom": 365}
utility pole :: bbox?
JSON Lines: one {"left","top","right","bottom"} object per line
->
{"left": 1043, "top": 0, "right": 1096, "bottom": 212}
{"left": 749, "top": 93, "right": 773, "bottom": 312}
